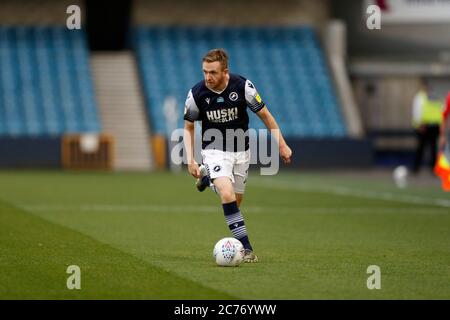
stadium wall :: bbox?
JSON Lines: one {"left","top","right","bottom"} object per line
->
{"left": 173, "top": 137, "right": 373, "bottom": 170}
{"left": 133, "top": 0, "right": 332, "bottom": 27}
{"left": 0, "top": 137, "right": 61, "bottom": 168}
{"left": 0, "top": 0, "right": 84, "bottom": 25}
{"left": 248, "top": 137, "right": 374, "bottom": 170}
{"left": 282, "top": 138, "right": 373, "bottom": 169}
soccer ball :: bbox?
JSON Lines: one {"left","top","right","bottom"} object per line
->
{"left": 213, "top": 237, "right": 245, "bottom": 267}
{"left": 393, "top": 165, "right": 409, "bottom": 188}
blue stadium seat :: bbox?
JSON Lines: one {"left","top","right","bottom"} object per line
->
{"left": 0, "top": 26, "right": 100, "bottom": 137}
{"left": 134, "top": 26, "right": 347, "bottom": 138}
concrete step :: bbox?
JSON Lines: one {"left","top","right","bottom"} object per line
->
{"left": 91, "top": 51, "right": 153, "bottom": 171}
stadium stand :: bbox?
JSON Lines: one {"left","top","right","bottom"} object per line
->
{"left": 134, "top": 26, "right": 347, "bottom": 138}
{"left": 0, "top": 26, "right": 100, "bottom": 136}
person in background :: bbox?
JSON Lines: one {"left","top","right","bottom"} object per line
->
{"left": 411, "top": 79, "right": 443, "bottom": 174}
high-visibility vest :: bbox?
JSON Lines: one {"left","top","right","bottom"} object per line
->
{"left": 416, "top": 92, "right": 443, "bottom": 126}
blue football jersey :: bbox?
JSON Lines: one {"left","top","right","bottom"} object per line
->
{"left": 184, "top": 74, "right": 265, "bottom": 151}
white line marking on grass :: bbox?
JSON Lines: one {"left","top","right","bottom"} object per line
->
{"left": 17, "top": 204, "right": 265, "bottom": 213}
{"left": 252, "top": 179, "right": 450, "bottom": 208}
{"left": 17, "top": 204, "right": 448, "bottom": 215}
{"left": 270, "top": 207, "right": 448, "bottom": 214}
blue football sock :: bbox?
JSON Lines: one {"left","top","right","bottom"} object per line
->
{"left": 222, "top": 201, "right": 253, "bottom": 251}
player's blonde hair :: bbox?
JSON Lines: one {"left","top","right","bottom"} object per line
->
{"left": 202, "top": 48, "right": 229, "bottom": 70}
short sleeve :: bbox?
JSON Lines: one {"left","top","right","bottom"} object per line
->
{"left": 183, "top": 89, "right": 200, "bottom": 122}
{"left": 245, "top": 79, "right": 265, "bottom": 113}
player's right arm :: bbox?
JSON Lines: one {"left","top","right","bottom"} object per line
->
{"left": 183, "top": 89, "right": 200, "bottom": 178}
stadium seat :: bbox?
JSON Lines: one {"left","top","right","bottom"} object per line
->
{"left": 134, "top": 26, "right": 347, "bottom": 138}
{"left": 0, "top": 26, "right": 100, "bottom": 137}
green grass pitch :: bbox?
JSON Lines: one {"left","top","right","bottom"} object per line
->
{"left": 0, "top": 170, "right": 449, "bottom": 299}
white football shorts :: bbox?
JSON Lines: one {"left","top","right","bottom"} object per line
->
{"left": 201, "top": 149, "right": 250, "bottom": 194}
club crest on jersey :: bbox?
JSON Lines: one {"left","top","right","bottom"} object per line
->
{"left": 229, "top": 92, "right": 238, "bottom": 101}
{"left": 206, "top": 107, "right": 239, "bottom": 123}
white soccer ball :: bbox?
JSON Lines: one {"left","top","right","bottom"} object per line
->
{"left": 393, "top": 165, "right": 409, "bottom": 188}
{"left": 213, "top": 237, "right": 245, "bottom": 267}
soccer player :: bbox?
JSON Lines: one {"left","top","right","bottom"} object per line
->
{"left": 183, "top": 49, "right": 292, "bottom": 263}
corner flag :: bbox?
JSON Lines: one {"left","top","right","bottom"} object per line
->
{"left": 434, "top": 151, "right": 450, "bottom": 191}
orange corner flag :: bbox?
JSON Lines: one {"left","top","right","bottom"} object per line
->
{"left": 434, "top": 151, "right": 450, "bottom": 191}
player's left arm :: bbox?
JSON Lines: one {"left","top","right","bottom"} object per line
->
{"left": 244, "top": 79, "right": 292, "bottom": 164}
{"left": 256, "top": 106, "right": 292, "bottom": 164}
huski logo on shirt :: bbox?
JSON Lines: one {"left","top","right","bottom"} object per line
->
{"left": 206, "top": 107, "right": 238, "bottom": 123}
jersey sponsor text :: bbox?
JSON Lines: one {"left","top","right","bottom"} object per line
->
{"left": 206, "top": 107, "right": 239, "bottom": 123}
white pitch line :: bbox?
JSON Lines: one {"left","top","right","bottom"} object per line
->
{"left": 17, "top": 204, "right": 265, "bottom": 213}
{"left": 252, "top": 178, "right": 450, "bottom": 208}
{"left": 17, "top": 204, "right": 448, "bottom": 215}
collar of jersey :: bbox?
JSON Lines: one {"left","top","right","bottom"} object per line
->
{"left": 205, "top": 76, "right": 230, "bottom": 95}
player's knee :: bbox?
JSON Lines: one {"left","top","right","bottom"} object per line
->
{"left": 220, "top": 188, "right": 235, "bottom": 203}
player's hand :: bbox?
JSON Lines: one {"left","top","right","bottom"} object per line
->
{"left": 280, "top": 145, "right": 292, "bottom": 164}
{"left": 188, "top": 162, "right": 200, "bottom": 178}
